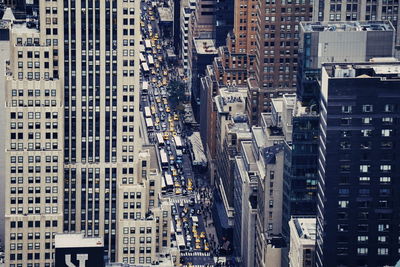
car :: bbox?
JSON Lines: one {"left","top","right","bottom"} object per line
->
{"left": 179, "top": 202, "right": 184, "bottom": 208}
{"left": 186, "top": 235, "right": 192, "bottom": 242}
{"left": 175, "top": 188, "right": 182, "bottom": 195}
{"left": 174, "top": 215, "right": 179, "bottom": 221}
{"left": 200, "top": 232, "right": 206, "bottom": 238}
{"left": 204, "top": 244, "right": 210, "bottom": 251}
{"left": 195, "top": 243, "right": 201, "bottom": 250}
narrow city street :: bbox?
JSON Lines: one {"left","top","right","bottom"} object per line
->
{"left": 140, "top": 1, "right": 217, "bottom": 266}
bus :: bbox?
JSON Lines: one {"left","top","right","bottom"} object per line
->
{"left": 145, "top": 118, "right": 154, "bottom": 132}
{"left": 141, "top": 62, "right": 149, "bottom": 73}
{"left": 144, "top": 106, "right": 152, "bottom": 118}
{"left": 145, "top": 39, "right": 152, "bottom": 50}
{"left": 142, "top": 81, "right": 149, "bottom": 96}
{"left": 176, "top": 234, "right": 186, "bottom": 251}
{"left": 139, "top": 53, "right": 146, "bottom": 63}
{"left": 164, "top": 173, "right": 174, "bottom": 191}
{"left": 156, "top": 133, "right": 165, "bottom": 147}
{"left": 148, "top": 55, "right": 154, "bottom": 66}
{"left": 160, "top": 149, "right": 169, "bottom": 169}
{"left": 174, "top": 136, "right": 183, "bottom": 149}
{"left": 161, "top": 178, "right": 167, "bottom": 194}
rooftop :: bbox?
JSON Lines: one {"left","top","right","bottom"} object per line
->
{"left": 301, "top": 21, "right": 394, "bottom": 33}
{"left": 292, "top": 217, "right": 316, "bottom": 241}
{"left": 55, "top": 234, "right": 103, "bottom": 248}
{"left": 262, "top": 143, "right": 285, "bottom": 164}
{"left": 158, "top": 7, "right": 173, "bottom": 22}
{"left": 324, "top": 61, "right": 400, "bottom": 79}
{"left": 194, "top": 38, "right": 217, "bottom": 54}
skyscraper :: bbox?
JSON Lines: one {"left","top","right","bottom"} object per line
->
{"left": 58, "top": 0, "right": 141, "bottom": 261}
{"left": 246, "top": 0, "right": 313, "bottom": 125}
{"left": 3, "top": 0, "right": 175, "bottom": 264}
{"left": 316, "top": 61, "right": 400, "bottom": 267}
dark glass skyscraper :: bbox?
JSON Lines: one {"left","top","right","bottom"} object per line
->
{"left": 316, "top": 61, "right": 400, "bottom": 267}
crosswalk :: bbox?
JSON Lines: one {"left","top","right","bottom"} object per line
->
{"left": 169, "top": 198, "right": 191, "bottom": 204}
{"left": 181, "top": 251, "right": 211, "bottom": 257}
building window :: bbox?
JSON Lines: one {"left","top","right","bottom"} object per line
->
{"left": 362, "top": 105, "right": 373, "bottom": 112}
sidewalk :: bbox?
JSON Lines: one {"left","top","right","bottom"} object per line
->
{"left": 200, "top": 187, "right": 219, "bottom": 253}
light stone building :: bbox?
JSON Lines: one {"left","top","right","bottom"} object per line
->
{"left": 288, "top": 217, "right": 316, "bottom": 267}
{"left": 4, "top": 0, "right": 173, "bottom": 266}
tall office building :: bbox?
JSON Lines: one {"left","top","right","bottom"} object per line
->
{"left": 297, "top": 21, "right": 395, "bottom": 103}
{"left": 3, "top": 0, "right": 172, "bottom": 265}
{"left": 281, "top": 20, "right": 396, "bottom": 241}
{"left": 254, "top": 0, "right": 313, "bottom": 90}
{"left": 5, "top": 21, "right": 64, "bottom": 266}
{"left": 213, "top": 0, "right": 258, "bottom": 87}
{"left": 58, "top": 0, "right": 141, "bottom": 262}
{"left": 316, "top": 61, "right": 400, "bottom": 267}
{"left": 246, "top": 0, "right": 313, "bottom": 125}
{"left": 313, "top": 0, "right": 400, "bottom": 50}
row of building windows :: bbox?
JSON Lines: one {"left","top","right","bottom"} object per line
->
{"left": 10, "top": 176, "right": 59, "bottom": 184}
{"left": 11, "top": 89, "right": 57, "bottom": 97}
{"left": 10, "top": 122, "right": 58, "bottom": 130}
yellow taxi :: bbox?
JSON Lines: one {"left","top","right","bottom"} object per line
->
{"left": 195, "top": 243, "right": 201, "bottom": 250}
{"left": 140, "top": 21, "right": 145, "bottom": 27}
{"left": 174, "top": 114, "right": 179, "bottom": 121}
{"left": 172, "top": 131, "right": 177, "bottom": 136}
{"left": 151, "top": 106, "right": 156, "bottom": 114}
{"left": 156, "top": 97, "right": 161, "bottom": 103}
{"left": 166, "top": 106, "right": 170, "bottom": 113}
{"left": 200, "top": 232, "right": 206, "bottom": 238}
{"left": 170, "top": 155, "right": 174, "bottom": 161}
{"left": 163, "top": 133, "right": 169, "bottom": 140}
{"left": 150, "top": 16, "right": 155, "bottom": 21}
{"left": 155, "top": 33, "right": 159, "bottom": 39}
{"left": 175, "top": 188, "right": 182, "bottom": 195}
{"left": 168, "top": 116, "right": 173, "bottom": 122}
{"left": 204, "top": 244, "right": 210, "bottom": 251}
{"left": 163, "top": 70, "right": 168, "bottom": 76}
{"left": 172, "top": 169, "right": 177, "bottom": 176}
{"left": 187, "top": 186, "right": 193, "bottom": 192}
{"left": 148, "top": 11, "right": 154, "bottom": 16}
{"left": 158, "top": 55, "right": 163, "bottom": 61}
{"left": 195, "top": 238, "right": 201, "bottom": 244}
{"left": 155, "top": 62, "right": 160, "bottom": 68}
{"left": 174, "top": 182, "right": 181, "bottom": 188}
{"left": 157, "top": 44, "right": 161, "bottom": 50}
{"left": 182, "top": 217, "right": 188, "bottom": 222}
{"left": 162, "top": 79, "right": 168, "bottom": 86}
{"left": 151, "top": 69, "right": 156, "bottom": 75}
{"left": 188, "top": 178, "right": 193, "bottom": 185}
{"left": 155, "top": 117, "right": 160, "bottom": 123}
{"left": 163, "top": 98, "right": 168, "bottom": 105}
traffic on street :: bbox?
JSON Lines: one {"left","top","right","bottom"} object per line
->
{"left": 140, "top": 1, "right": 217, "bottom": 266}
